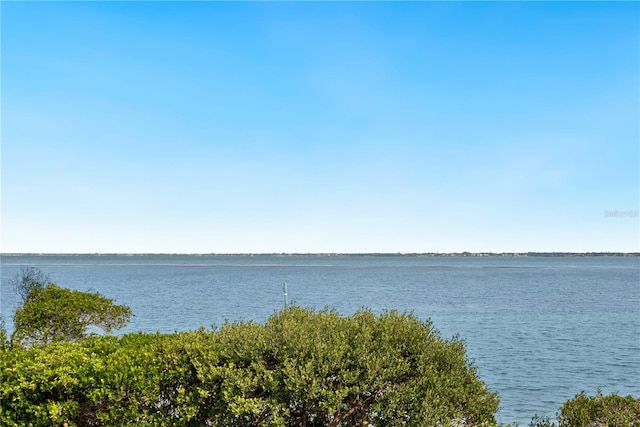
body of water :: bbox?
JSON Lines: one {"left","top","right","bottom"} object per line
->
{"left": 1, "top": 254, "right": 638, "bottom": 425}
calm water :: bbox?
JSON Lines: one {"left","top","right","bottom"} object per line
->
{"left": 1, "top": 254, "right": 638, "bottom": 425}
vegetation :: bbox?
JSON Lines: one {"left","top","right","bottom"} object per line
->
{"left": 529, "top": 390, "right": 640, "bottom": 427}
{"left": 1, "top": 269, "right": 636, "bottom": 426}
{"left": 11, "top": 284, "right": 132, "bottom": 347}
{"left": 7, "top": 267, "right": 132, "bottom": 348}
{"left": 9, "top": 266, "right": 53, "bottom": 303}
{"left": 0, "top": 317, "right": 8, "bottom": 351}
{"left": 1, "top": 307, "right": 499, "bottom": 427}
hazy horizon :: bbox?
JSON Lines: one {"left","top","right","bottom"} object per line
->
{"left": 2, "top": 2, "right": 638, "bottom": 254}
{"left": 2, "top": 251, "right": 638, "bottom": 256}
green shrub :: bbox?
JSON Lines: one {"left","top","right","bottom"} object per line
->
{"left": 12, "top": 284, "right": 132, "bottom": 347}
{"left": 0, "top": 308, "right": 499, "bottom": 426}
{"left": 558, "top": 390, "right": 640, "bottom": 427}
{"left": 528, "top": 391, "right": 640, "bottom": 427}
{"left": 529, "top": 415, "right": 556, "bottom": 427}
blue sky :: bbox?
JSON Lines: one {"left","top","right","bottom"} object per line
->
{"left": 2, "top": 1, "right": 638, "bottom": 253}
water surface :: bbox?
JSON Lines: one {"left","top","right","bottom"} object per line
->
{"left": 1, "top": 254, "right": 638, "bottom": 425}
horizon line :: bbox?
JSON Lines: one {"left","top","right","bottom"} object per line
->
{"left": 2, "top": 252, "right": 639, "bottom": 257}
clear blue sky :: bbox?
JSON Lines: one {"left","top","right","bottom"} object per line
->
{"left": 2, "top": 1, "right": 638, "bottom": 253}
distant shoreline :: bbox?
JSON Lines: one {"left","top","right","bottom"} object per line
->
{"left": 2, "top": 252, "right": 639, "bottom": 257}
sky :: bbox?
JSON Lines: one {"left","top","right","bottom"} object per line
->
{"left": 1, "top": 1, "right": 638, "bottom": 254}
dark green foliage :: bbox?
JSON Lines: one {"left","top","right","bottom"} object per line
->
{"left": 0, "top": 317, "right": 8, "bottom": 351}
{"left": 528, "top": 390, "right": 640, "bottom": 427}
{"left": 11, "top": 284, "right": 132, "bottom": 347}
{"left": 3, "top": 305, "right": 637, "bottom": 427}
{"left": 0, "top": 307, "right": 499, "bottom": 426}
{"left": 529, "top": 415, "right": 556, "bottom": 427}
{"left": 558, "top": 390, "right": 640, "bottom": 427}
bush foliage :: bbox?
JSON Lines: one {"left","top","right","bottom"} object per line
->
{"left": 1, "top": 307, "right": 499, "bottom": 427}
{"left": 529, "top": 391, "right": 640, "bottom": 427}
{"left": 2, "top": 307, "right": 637, "bottom": 427}
{"left": 558, "top": 390, "right": 639, "bottom": 427}
{"left": 11, "top": 284, "right": 132, "bottom": 347}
